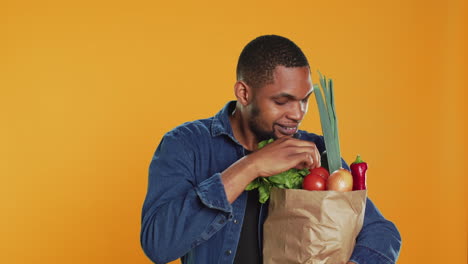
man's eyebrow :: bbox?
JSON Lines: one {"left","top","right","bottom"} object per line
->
{"left": 271, "top": 93, "right": 297, "bottom": 100}
{"left": 271, "top": 91, "right": 313, "bottom": 100}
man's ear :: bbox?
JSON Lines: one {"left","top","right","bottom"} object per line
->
{"left": 234, "top": 81, "right": 253, "bottom": 106}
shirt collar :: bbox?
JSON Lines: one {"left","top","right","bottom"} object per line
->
{"left": 211, "top": 100, "right": 237, "bottom": 138}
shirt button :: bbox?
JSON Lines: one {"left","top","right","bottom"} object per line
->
{"left": 233, "top": 219, "right": 238, "bottom": 224}
{"left": 225, "top": 250, "right": 232, "bottom": 255}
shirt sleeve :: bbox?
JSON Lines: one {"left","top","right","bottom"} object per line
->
{"left": 140, "top": 130, "right": 233, "bottom": 264}
{"left": 348, "top": 198, "right": 402, "bottom": 264}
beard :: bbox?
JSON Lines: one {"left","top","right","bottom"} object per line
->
{"left": 248, "top": 102, "right": 300, "bottom": 141}
{"left": 248, "top": 103, "right": 276, "bottom": 141}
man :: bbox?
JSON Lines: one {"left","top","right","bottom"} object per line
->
{"left": 141, "top": 35, "right": 401, "bottom": 264}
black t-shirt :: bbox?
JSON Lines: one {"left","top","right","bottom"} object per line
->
{"left": 233, "top": 189, "right": 262, "bottom": 264}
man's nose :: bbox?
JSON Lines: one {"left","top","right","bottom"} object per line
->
{"left": 286, "top": 101, "right": 306, "bottom": 121}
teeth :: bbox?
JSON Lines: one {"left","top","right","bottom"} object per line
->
{"left": 282, "top": 126, "right": 296, "bottom": 131}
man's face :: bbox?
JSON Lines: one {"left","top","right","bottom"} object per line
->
{"left": 247, "top": 66, "right": 313, "bottom": 141}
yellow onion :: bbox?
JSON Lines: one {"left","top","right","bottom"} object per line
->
{"left": 326, "top": 168, "right": 353, "bottom": 192}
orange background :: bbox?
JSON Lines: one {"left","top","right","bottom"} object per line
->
{"left": 1, "top": 0, "right": 466, "bottom": 263}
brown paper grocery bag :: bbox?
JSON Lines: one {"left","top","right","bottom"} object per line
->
{"left": 263, "top": 188, "right": 367, "bottom": 264}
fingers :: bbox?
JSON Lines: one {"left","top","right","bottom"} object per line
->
{"left": 275, "top": 137, "right": 318, "bottom": 148}
{"left": 289, "top": 150, "right": 320, "bottom": 170}
{"left": 313, "top": 147, "right": 321, "bottom": 167}
{"left": 252, "top": 138, "right": 322, "bottom": 177}
{"left": 292, "top": 157, "right": 313, "bottom": 170}
{"left": 286, "top": 148, "right": 319, "bottom": 167}
{"left": 279, "top": 139, "right": 321, "bottom": 168}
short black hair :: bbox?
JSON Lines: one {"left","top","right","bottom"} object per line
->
{"left": 236, "top": 35, "right": 309, "bottom": 89}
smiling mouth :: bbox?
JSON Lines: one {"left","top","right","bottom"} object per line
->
{"left": 276, "top": 124, "right": 298, "bottom": 135}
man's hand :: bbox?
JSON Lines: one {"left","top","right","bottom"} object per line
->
{"left": 247, "top": 137, "right": 321, "bottom": 177}
{"left": 221, "top": 137, "right": 321, "bottom": 203}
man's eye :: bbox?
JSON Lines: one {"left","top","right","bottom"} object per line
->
{"left": 274, "top": 100, "right": 287, "bottom": 105}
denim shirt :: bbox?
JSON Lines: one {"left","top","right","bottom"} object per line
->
{"left": 141, "top": 101, "right": 401, "bottom": 264}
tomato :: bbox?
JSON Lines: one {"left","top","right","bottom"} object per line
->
{"left": 308, "top": 167, "right": 330, "bottom": 181}
{"left": 302, "top": 173, "right": 326, "bottom": 191}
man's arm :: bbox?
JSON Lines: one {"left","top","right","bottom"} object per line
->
{"left": 141, "top": 131, "right": 234, "bottom": 264}
{"left": 141, "top": 133, "right": 321, "bottom": 263}
{"left": 348, "top": 198, "right": 402, "bottom": 264}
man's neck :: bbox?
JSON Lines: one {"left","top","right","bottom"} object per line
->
{"left": 228, "top": 105, "right": 258, "bottom": 151}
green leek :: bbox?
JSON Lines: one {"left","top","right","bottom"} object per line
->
{"left": 313, "top": 72, "right": 342, "bottom": 173}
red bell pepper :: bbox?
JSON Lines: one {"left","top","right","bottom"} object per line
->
{"left": 350, "top": 155, "right": 367, "bottom": 190}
